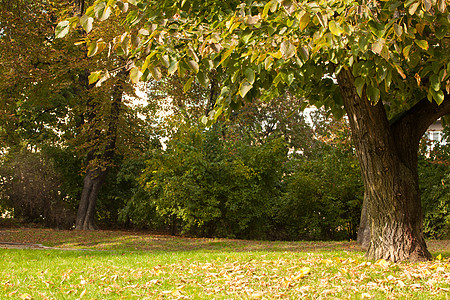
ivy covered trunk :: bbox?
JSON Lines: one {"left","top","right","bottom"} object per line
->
{"left": 336, "top": 68, "right": 446, "bottom": 262}
{"left": 76, "top": 168, "right": 107, "bottom": 230}
{"left": 75, "top": 70, "right": 125, "bottom": 230}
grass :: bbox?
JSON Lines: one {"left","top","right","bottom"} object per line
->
{"left": 0, "top": 228, "right": 449, "bottom": 299}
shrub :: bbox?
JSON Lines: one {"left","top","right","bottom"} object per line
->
{"left": 0, "top": 150, "right": 75, "bottom": 228}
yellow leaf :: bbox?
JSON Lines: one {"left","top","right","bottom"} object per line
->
{"left": 436, "top": 254, "right": 442, "bottom": 260}
{"left": 300, "top": 267, "right": 311, "bottom": 275}
{"left": 321, "top": 259, "right": 333, "bottom": 264}
{"left": 79, "top": 289, "right": 86, "bottom": 298}
{"left": 19, "top": 294, "right": 32, "bottom": 300}
{"left": 397, "top": 280, "right": 406, "bottom": 287}
{"left": 375, "top": 258, "right": 390, "bottom": 267}
{"left": 251, "top": 291, "right": 264, "bottom": 298}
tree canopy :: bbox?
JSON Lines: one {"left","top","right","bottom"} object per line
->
{"left": 57, "top": 0, "right": 450, "bottom": 118}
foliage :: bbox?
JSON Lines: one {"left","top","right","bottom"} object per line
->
{"left": 0, "top": 229, "right": 448, "bottom": 299}
{"left": 120, "top": 101, "right": 364, "bottom": 240}
{"left": 127, "top": 122, "right": 288, "bottom": 238}
{"left": 0, "top": 150, "right": 75, "bottom": 228}
{"left": 58, "top": 0, "right": 450, "bottom": 120}
{"left": 418, "top": 127, "right": 450, "bottom": 239}
{"left": 276, "top": 112, "right": 363, "bottom": 240}
{"left": 1, "top": 0, "right": 161, "bottom": 229}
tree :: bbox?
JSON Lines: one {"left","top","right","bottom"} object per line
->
{"left": 0, "top": 0, "right": 154, "bottom": 230}
{"left": 58, "top": 0, "right": 450, "bottom": 261}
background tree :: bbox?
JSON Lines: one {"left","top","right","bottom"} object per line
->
{"left": 0, "top": 0, "right": 155, "bottom": 229}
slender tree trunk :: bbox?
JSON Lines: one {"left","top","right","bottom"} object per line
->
{"left": 76, "top": 168, "right": 107, "bottom": 230}
{"left": 335, "top": 68, "right": 450, "bottom": 262}
{"left": 75, "top": 71, "right": 125, "bottom": 230}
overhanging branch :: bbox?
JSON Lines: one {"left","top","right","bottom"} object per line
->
{"left": 391, "top": 93, "right": 450, "bottom": 144}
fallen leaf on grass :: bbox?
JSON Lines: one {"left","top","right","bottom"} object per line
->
{"left": 250, "top": 291, "right": 264, "bottom": 298}
{"left": 375, "top": 259, "right": 390, "bottom": 268}
{"left": 79, "top": 288, "right": 86, "bottom": 298}
{"left": 19, "top": 293, "right": 32, "bottom": 300}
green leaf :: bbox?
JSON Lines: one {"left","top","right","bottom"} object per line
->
{"left": 298, "top": 11, "right": 310, "bottom": 31}
{"left": 264, "top": 56, "right": 273, "bottom": 70}
{"left": 183, "top": 76, "right": 194, "bottom": 92}
{"left": 168, "top": 60, "right": 178, "bottom": 75}
{"left": 214, "top": 106, "right": 223, "bottom": 120}
{"left": 358, "top": 35, "right": 369, "bottom": 51}
{"left": 88, "top": 71, "right": 102, "bottom": 85}
{"left": 329, "top": 20, "right": 343, "bottom": 36}
{"left": 430, "top": 74, "right": 440, "bottom": 91}
{"left": 238, "top": 79, "right": 253, "bottom": 98}
{"left": 366, "top": 86, "right": 380, "bottom": 103}
{"left": 354, "top": 77, "right": 365, "bottom": 98}
{"left": 187, "top": 60, "right": 199, "bottom": 73}
{"left": 161, "top": 55, "right": 170, "bottom": 68}
{"left": 403, "top": 44, "right": 412, "bottom": 59}
{"left": 129, "top": 67, "right": 142, "bottom": 84}
{"left": 262, "top": 1, "right": 272, "bottom": 19}
{"left": 142, "top": 51, "right": 157, "bottom": 72}
{"left": 95, "top": 2, "right": 112, "bottom": 21}
{"left": 80, "top": 15, "right": 94, "bottom": 33}
{"left": 371, "top": 38, "right": 385, "bottom": 55}
{"left": 430, "top": 88, "right": 445, "bottom": 104}
{"left": 280, "top": 40, "right": 296, "bottom": 59}
{"left": 197, "top": 71, "right": 209, "bottom": 88}
{"left": 218, "top": 45, "right": 235, "bottom": 67}
{"left": 414, "top": 40, "right": 429, "bottom": 50}
{"left": 393, "top": 23, "right": 403, "bottom": 37}
{"left": 269, "top": 51, "right": 282, "bottom": 59}
{"left": 244, "top": 68, "right": 255, "bottom": 84}
{"left": 55, "top": 21, "right": 70, "bottom": 38}
{"left": 408, "top": 1, "right": 420, "bottom": 15}
{"left": 368, "top": 20, "right": 385, "bottom": 38}
{"left": 87, "top": 41, "right": 98, "bottom": 57}
{"left": 299, "top": 46, "right": 309, "bottom": 61}
{"left": 435, "top": 26, "right": 448, "bottom": 39}
{"left": 150, "top": 66, "right": 162, "bottom": 80}
{"left": 200, "top": 115, "right": 209, "bottom": 125}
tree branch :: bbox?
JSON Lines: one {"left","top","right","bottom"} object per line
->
{"left": 391, "top": 93, "right": 450, "bottom": 144}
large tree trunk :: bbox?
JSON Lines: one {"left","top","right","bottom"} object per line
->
{"left": 356, "top": 197, "right": 370, "bottom": 249}
{"left": 336, "top": 68, "right": 450, "bottom": 262}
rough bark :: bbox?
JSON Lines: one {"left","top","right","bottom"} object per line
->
{"left": 337, "top": 68, "right": 450, "bottom": 262}
{"left": 356, "top": 197, "right": 370, "bottom": 249}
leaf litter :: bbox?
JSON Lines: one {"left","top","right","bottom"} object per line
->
{"left": 0, "top": 229, "right": 449, "bottom": 299}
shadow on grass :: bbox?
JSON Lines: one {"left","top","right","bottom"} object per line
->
{"left": 0, "top": 228, "right": 448, "bottom": 256}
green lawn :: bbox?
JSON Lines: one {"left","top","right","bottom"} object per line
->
{"left": 0, "top": 229, "right": 449, "bottom": 299}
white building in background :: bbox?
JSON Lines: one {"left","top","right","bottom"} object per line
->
{"left": 424, "top": 119, "right": 447, "bottom": 151}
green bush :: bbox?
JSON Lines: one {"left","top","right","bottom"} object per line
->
{"left": 275, "top": 144, "right": 363, "bottom": 241}
{"left": 131, "top": 124, "right": 288, "bottom": 238}
{"left": 418, "top": 131, "right": 450, "bottom": 239}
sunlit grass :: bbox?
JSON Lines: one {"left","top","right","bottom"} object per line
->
{"left": 0, "top": 229, "right": 449, "bottom": 299}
